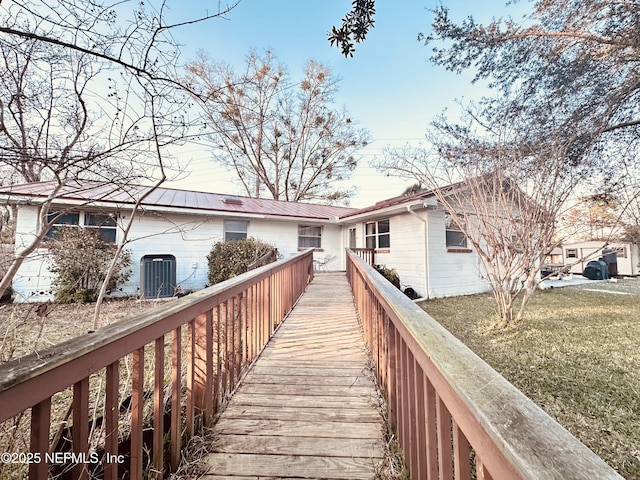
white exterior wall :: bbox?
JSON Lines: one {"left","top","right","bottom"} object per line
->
{"left": 246, "top": 218, "right": 344, "bottom": 271}
{"left": 631, "top": 244, "right": 640, "bottom": 276}
{"left": 10, "top": 205, "right": 344, "bottom": 302}
{"left": 426, "top": 210, "right": 489, "bottom": 298}
{"left": 123, "top": 211, "right": 221, "bottom": 296}
{"left": 376, "top": 212, "right": 427, "bottom": 296}
{"left": 343, "top": 208, "right": 491, "bottom": 299}
{"left": 345, "top": 212, "right": 428, "bottom": 298}
{"left": 12, "top": 205, "right": 55, "bottom": 302}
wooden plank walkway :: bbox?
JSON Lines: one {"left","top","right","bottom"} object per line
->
{"left": 202, "top": 272, "right": 386, "bottom": 479}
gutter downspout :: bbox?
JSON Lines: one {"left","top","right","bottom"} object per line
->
{"left": 406, "top": 204, "right": 430, "bottom": 299}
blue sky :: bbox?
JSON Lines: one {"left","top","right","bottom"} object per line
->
{"left": 165, "top": 0, "right": 529, "bottom": 207}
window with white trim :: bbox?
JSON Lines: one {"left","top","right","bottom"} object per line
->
{"left": 365, "top": 219, "right": 390, "bottom": 249}
{"left": 566, "top": 248, "right": 578, "bottom": 259}
{"left": 298, "top": 225, "right": 322, "bottom": 249}
{"left": 85, "top": 213, "right": 117, "bottom": 243}
{"left": 445, "top": 213, "right": 467, "bottom": 249}
{"left": 224, "top": 220, "right": 248, "bottom": 241}
{"left": 45, "top": 211, "right": 117, "bottom": 243}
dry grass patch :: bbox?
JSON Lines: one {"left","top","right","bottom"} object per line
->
{"left": 419, "top": 278, "right": 640, "bottom": 479}
{"left": 0, "top": 298, "right": 173, "bottom": 363}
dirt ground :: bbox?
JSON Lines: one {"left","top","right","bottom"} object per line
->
{"left": 0, "top": 298, "right": 175, "bottom": 363}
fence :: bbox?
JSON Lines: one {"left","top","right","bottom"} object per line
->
{"left": 345, "top": 249, "right": 622, "bottom": 480}
{"left": 0, "top": 249, "right": 314, "bottom": 480}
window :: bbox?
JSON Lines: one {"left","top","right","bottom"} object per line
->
{"left": 348, "top": 227, "right": 356, "bottom": 249}
{"left": 298, "top": 225, "right": 322, "bottom": 249}
{"left": 445, "top": 213, "right": 467, "bottom": 249}
{"left": 365, "top": 219, "right": 390, "bottom": 249}
{"left": 45, "top": 211, "right": 117, "bottom": 243}
{"left": 224, "top": 220, "right": 248, "bottom": 241}
{"left": 85, "top": 213, "right": 117, "bottom": 243}
{"left": 566, "top": 248, "right": 578, "bottom": 259}
{"left": 615, "top": 247, "right": 627, "bottom": 258}
{"left": 46, "top": 212, "right": 80, "bottom": 239}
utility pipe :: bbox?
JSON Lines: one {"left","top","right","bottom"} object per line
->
{"left": 406, "top": 204, "right": 430, "bottom": 299}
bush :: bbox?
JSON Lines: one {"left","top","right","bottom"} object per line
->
{"left": 207, "top": 238, "right": 277, "bottom": 285}
{"left": 48, "top": 227, "right": 132, "bottom": 303}
{"left": 373, "top": 264, "right": 401, "bottom": 290}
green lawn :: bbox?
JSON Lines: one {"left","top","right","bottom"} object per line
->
{"left": 418, "top": 280, "right": 640, "bottom": 479}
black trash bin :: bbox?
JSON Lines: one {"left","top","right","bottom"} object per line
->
{"left": 602, "top": 248, "right": 619, "bottom": 277}
{"left": 583, "top": 259, "right": 609, "bottom": 280}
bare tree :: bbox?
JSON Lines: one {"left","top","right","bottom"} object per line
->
{"left": 379, "top": 107, "right": 591, "bottom": 327}
{"left": 186, "top": 49, "right": 371, "bottom": 204}
{"left": 0, "top": 1, "right": 236, "bottom": 302}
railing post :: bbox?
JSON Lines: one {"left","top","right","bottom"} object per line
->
{"left": 424, "top": 377, "right": 438, "bottom": 479}
{"left": 414, "top": 364, "right": 428, "bottom": 479}
{"left": 170, "top": 327, "right": 181, "bottom": 473}
{"left": 131, "top": 347, "right": 145, "bottom": 480}
{"left": 437, "top": 397, "right": 453, "bottom": 479}
{"left": 193, "top": 311, "right": 213, "bottom": 424}
{"left": 29, "top": 398, "right": 51, "bottom": 480}
{"left": 213, "top": 305, "right": 222, "bottom": 411}
{"left": 453, "top": 419, "right": 472, "bottom": 480}
{"left": 104, "top": 361, "right": 119, "bottom": 480}
{"left": 387, "top": 324, "right": 398, "bottom": 428}
{"left": 186, "top": 319, "right": 195, "bottom": 438}
{"left": 153, "top": 337, "right": 165, "bottom": 480}
{"left": 72, "top": 377, "right": 90, "bottom": 480}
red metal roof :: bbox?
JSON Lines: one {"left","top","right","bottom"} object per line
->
{"left": 337, "top": 179, "right": 472, "bottom": 219}
{"left": 0, "top": 181, "right": 357, "bottom": 220}
{"left": 337, "top": 189, "right": 438, "bottom": 219}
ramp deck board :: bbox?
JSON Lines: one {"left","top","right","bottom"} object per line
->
{"left": 202, "top": 273, "right": 385, "bottom": 479}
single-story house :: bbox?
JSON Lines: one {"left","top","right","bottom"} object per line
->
{"left": 338, "top": 191, "right": 488, "bottom": 298}
{"left": 0, "top": 181, "right": 353, "bottom": 302}
{"left": 0, "top": 181, "right": 493, "bottom": 302}
{"left": 562, "top": 240, "right": 640, "bottom": 277}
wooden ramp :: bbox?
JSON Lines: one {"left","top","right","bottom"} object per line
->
{"left": 202, "top": 272, "right": 386, "bottom": 479}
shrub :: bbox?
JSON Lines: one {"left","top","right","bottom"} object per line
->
{"left": 48, "top": 227, "right": 132, "bottom": 303}
{"left": 207, "top": 238, "right": 277, "bottom": 285}
{"left": 373, "top": 264, "right": 401, "bottom": 290}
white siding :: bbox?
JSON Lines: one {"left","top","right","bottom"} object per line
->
{"left": 344, "top": 208, "right": 491, "bottom": 299}
{"left": 13, "top": 205, "right": 55, "bottom": 302}
{"left": 346, "top": 213, "right": 428, "bottom": 297}
{"left": 10, "top": 205, "right": 346, "bottom": 302}
{"left": 631, "top": 244, "right": 640, "bottom": 276}
{"left": 380, "top": 212, "right": 427, "bottom": 296}
{"left": 426, "top": 210, "right": 489, "bottom": 298}
{"left": 237, "top": 218, "right": 344, "bottom": 271}
{"left": 123, "top": 211, "right": 222, "bottom": 296}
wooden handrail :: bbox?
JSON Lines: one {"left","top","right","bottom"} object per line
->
{"left": 0, "top": 249, "right": 314, "bottom": 479}
{"left": 345, "top": 249, "right": 622, "bottom": 480}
